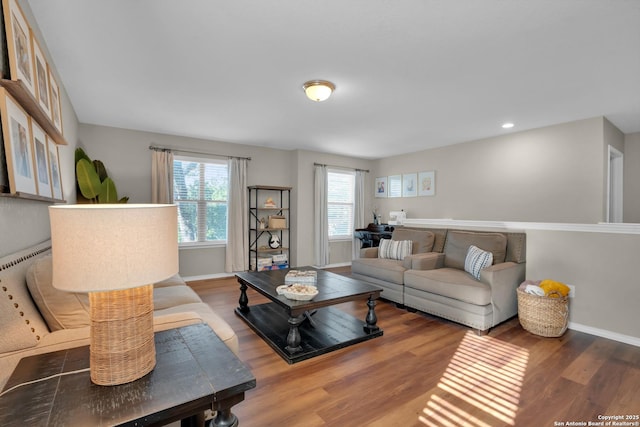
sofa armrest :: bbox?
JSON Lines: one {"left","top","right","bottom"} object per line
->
{"left": 479, "top": 262, "right": 526, "bottom": 325}
{"left": 406, "top": 252, "right": 445, "bottom": 270}
{"left": 360, "top": 247, "right": 379, "bottom": 258}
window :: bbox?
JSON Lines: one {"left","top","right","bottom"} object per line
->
{"left": 327, "top": 170, "right": 355, "bottom": 239}
{"left": 173, "top": 156, "right": 228, "bottom": 245}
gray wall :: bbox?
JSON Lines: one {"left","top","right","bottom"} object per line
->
{"left": 76, "top": 124, "right": 294, "bottom": 277}
{"left": 624, "top": 132, "right": 640, "bottom": 223}
{"left": 371, "top": 117, "right": 607, "bottom": 223}
{"left": 0, "top": 0, "right": 78, "bottom": 258}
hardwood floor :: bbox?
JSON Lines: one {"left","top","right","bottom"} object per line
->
{"left": 189, "top": 269, "right": 640, "bottom": 427}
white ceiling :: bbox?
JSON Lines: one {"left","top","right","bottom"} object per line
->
{"left": 27, "top": 0, "right": 640, "bottom": 160}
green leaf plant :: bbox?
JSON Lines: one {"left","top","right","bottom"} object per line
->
{"left": 75, "top": 148, "right": 129, "bottom": 203}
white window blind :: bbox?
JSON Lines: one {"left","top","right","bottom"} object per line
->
{"left": 173, "top": 156, "right": 228, "bottom": 245}
{"left": 327, "top": 170, "right": 355, "bottom": 239}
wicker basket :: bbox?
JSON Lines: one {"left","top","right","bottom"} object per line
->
{"left": 517, "top": 288, "right": 569, "bottom": 337}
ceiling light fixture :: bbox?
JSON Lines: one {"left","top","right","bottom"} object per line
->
{"left": 303, "top": 80, "right": 335, "bottom": 102}
{"left": 502, "top": 122, "right": 515, "bottom": 129}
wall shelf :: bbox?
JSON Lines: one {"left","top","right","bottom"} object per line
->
{"left": 0, "top": 79, "right": 67, "bottom": 146}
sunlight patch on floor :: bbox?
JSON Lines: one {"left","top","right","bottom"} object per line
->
{"left": 419, "top": 331, "right": 529, "bottom": 426}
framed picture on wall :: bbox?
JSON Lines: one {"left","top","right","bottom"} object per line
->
{"left": 2, "top": 0, "right": 36, "bottom": 97}
{"left": 31, "top": 33, "right": 52, "bottom": 119}
{"left": 0, "top": 90, "right": 37, "bottom": 195}
{"left": 48, "top": 68, "right": 63, "bottom": 135}
{"left": 47, "top": 136, "right": 63, "bottom": 200}
{"left": 375, "top": 176, "right": 387, "bottom": 198}
{"left": 388, "top": 175, "right": 402, "bottom": 198}
{"left": 402, "top": 173, "right": 417, "bottom": 197}
{"left": 31, "top": 120, "right": 52, "bottom": 198}
{"left": 418, "top": 171, "right": 435, "bottom": 196}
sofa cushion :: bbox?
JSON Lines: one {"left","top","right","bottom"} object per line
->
{"left": 26, "top": 256, "right": 91, "bottom": 331}
{"left": 404, "top": 268, "right": 492, "bottom": 306}
{"left": 464, "top": 245, "right": 493, "bottom": 280}
{"left": 351, "top": 258, "right": 406, "bottom": 285}
{"left": 392, "top": 228, "right": 435, "bottom": 254}
{"left": 153, "top": 285, "right": 202, "bottom": 310}
{"left": 378, "top": 239, "right": 412, "bottom": 260}
{"left": 443, "top": 230, "right": 507, "bottom": 270}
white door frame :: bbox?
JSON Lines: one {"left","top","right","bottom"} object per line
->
{"left": 607, "top": 145, "right": 624, "bottom": 223}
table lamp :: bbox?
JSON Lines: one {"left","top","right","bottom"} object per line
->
{"left": 48, "top": 204, "right": 178, "bottom": 386}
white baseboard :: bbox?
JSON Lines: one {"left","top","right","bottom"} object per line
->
{"left": 313, "top": 262, "right": 352, "bottom": 269}
{"left": 183, "top": 272, "right": 235, "bottom": 282}
{"left": 568, "top": 322, "right": 640, "bottom": 347}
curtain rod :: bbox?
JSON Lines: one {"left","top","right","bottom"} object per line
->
{"left": 149, "top": 145, "right": 251, "bottom": 161}
{"left": 314, "top": 162, "right": 369, "bottom": 173}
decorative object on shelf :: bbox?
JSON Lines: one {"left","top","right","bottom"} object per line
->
{"left": 30, "top": 120, "right": 52, "bottom": 198}
{"left": 48, "top": 141, "right": 63, "bottom": 200}
{"left": 75, "top": 147, "right": 129, "bottom": 203}
{"left": 258, "top": 217, "right": 266, "bottom": 229}
{"left": 0, "top": 90, "right": 36, "bottom": 195}
{"left": 268, "top": 214, "right": 286, "bottom": 228}
{"left": 418, "top": 171, "right": 435, "bottom": 196}
{"left": 269, "top": 234, "right": 281, "bottom": 249}
{"left": 402, "top": 173, "right": 417, "bottom": 197}
{"left": 302, "top": 80, "right": 335, "bottom": 102}
{"left": 49, "top": 204, "right": 179, "bottom": 385}
{"left": 47, "top": 68, "right": 63, "bottom": 135}
{"left": 30, "top": 35, "right": 52, "bottom": 120}
{"left": 2, "top": 0, "right": 36, "bottom": 98}
{"left": 276, "top": 284, "right": 319, "bottom": 301}
{"left": 263, "top": 197, "right": 276, "bottom": 208}
{"left": 375, "top": 176, "right": 387, "bottom": 198}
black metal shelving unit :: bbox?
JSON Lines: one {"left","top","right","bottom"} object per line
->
{"left": 248, "top": 185, "right": 291, "bottom": 271}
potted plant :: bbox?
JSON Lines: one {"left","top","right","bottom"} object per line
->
{"left": 75, "top": 148, "right": 129, "bottom": 203}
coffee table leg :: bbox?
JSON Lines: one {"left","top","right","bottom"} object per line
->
{"left": 285, "top": 315, "right": 303, "bottom": 354}
{"left": 238, "top": 280, "right": 249, "bottom": 314}
{"left": 364, "top": 296, "right": 380, "bottom": 333}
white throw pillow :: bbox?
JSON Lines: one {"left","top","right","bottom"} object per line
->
{"left": 464, "top": 245, "right": 493, "bottom": 280}
{"left": 378, "top": 239, "right": 413, "bottom": 260}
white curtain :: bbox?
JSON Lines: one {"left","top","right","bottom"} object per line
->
{"left": 225, "top": 157, "right": 248, "bottom": 272}
{"left": 314, "top": 164, "right": 329, "bottom": 267}
{"left": 151, "top": 149, "right": 174, "bottom": 204}
{"left": 353, "top": 169, "right": 366, "bottom": 259}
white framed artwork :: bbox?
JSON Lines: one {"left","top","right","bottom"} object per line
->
{"left": 402, "top": 173, "right": 417, "bottom": 197}
{"left": 418, "top": 171, "right": 435, "bottom": 196}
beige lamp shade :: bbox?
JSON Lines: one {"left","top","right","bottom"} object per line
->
{"left": 49, "top": 204, "right": 178, "bottom": 292}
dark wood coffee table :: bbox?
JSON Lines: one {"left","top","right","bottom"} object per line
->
{"left": 235, "top": 267, "right": 383, "bottom": 363}
{"left": 0, "top": 324, "right": 255, "bottom": 427}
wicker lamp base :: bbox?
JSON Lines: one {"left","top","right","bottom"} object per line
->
{"left": 89, "top": 284, "right": 156, "bottom": 386}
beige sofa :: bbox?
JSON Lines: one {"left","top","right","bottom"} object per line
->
{"left": 0, "top": 239, "right": 238, "bottom": 390}
{"left": 352, "top": 227, "right": 526, "bottom": 333}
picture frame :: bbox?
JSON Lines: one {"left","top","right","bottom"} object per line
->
{"left": 388, "top": 175, "right": 402, "bottom": 198}
{"left": 402, "top": 173, "right": 417, "bottom": 197}
{"left": 47, "top": 136, "right": 63, "bottom": 200}
{"left": 418, "top": 171, "right": 436, "bottom": 196}
{"left": 31, "top": 32, "right": 52, "bottom": 119}
{"left": 0, "top": 90, "right": 37, "bottom": 195}
{"left": 2, "top": 0, "right": 36, "bottom": 97}
{"left": 30, "top": 119, "right": 52, "bottom": 198}
{"left": 48, "top": 68, "right": 63, "bottom": 134}
{"left": 375, "top": 176, "right": 387, "bottom": 198}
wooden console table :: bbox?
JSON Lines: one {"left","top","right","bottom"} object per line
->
{"left": 0, "top": 324, "right": 255, "bottom": 427}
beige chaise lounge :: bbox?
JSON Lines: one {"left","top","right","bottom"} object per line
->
{"left": 0, "top": 239, "right": 238, "bottom": 390}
